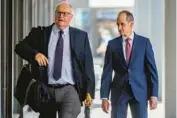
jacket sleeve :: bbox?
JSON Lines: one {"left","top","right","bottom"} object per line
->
{"left": 84, "top": 33, "right": 95, "bottom": 99}
{"left": 100, "top": 42, "right": 113, "bottom": 99}
{"left": 15, "top": 27, "right": 40, "bottom": 62}
{"left": 145, "top": 39, "right": 159, "bottom": 97}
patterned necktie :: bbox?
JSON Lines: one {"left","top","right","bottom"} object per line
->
{"left": 125, "top": 38, "right": 131, "bottom": 63}
{"left": 53, "top": 30, "right": 64, "bottom": 80}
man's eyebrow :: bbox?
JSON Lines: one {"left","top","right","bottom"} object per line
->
{"left": 55, "top": 10, "right": 71, "bottom": 13}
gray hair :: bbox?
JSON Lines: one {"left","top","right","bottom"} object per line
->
{"left": 55, "top": 1, "right": 73, "bottom": 14}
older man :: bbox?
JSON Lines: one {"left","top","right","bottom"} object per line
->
{"left": 15, "top": 1, "right": 95, "bottom": 118}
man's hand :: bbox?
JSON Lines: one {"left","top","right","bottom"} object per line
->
{"left": 101, "top": 99, "right": 110, "bottom": 113}
{"left": 149, "top": 96, "right": 158, "bottom": 110}
{"left": 84, "top": 93, "right": 93, "bottom": 108}
{"left": 35, "top": 53, "right": 48, "bottom": 66}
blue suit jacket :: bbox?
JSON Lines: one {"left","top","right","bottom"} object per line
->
{"left": 100, "top": 33, "right": 158, "bottom": 103}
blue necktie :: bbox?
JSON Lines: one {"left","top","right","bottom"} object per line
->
{"left": 53, "top": 30, "right": 64, "bottom": 80}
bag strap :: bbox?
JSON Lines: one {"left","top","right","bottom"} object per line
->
{"left": 39, "top": 26, "right": 46, "bottom": 81}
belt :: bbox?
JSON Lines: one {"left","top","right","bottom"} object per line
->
{"left": 47, "top": 83, "right": 71, "bottom": 89}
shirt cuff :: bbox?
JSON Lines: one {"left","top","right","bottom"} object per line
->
{"left": 101, "top": 98, "right": 108, "bottom": 100}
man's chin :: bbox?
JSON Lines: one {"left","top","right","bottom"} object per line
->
{"left": 56, "top": 24, "right": 66, "bottom": 28}
{"left": 119, "top": 32, "right": 123, "bottom": 35}
{"left": 119, "top": 33, "right": 123, "bottom": 36}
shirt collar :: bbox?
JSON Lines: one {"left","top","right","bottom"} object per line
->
{"left": 52, "top": 24, "right": 69, "bottom": 35}
{"left": 122, "top": 32, "right": 134, "bottom": 42}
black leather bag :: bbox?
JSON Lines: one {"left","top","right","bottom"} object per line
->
{"left": 14, "top": 64, "right": 50, "bottom": 112}
{"left": 27, "top": 66, "right": 51, "bottom": 112}
{"left": 14, "top": 64, "right": 36, "bottom": 107}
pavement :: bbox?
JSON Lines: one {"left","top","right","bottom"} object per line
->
{"left": 20, "top": 91, "right": 164, "bottom": 118}
{"left": 14, "top": 57, "right": 164, "bottom": 118}
{"left": 19, "top": 102, "right": 164, "bottom": 118}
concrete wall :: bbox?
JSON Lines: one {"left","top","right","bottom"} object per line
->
{"left": 0, "top": 0, "right": 1, "bottom": 117}
{"left": 165, "top": 0, "right": 176, "bottom": 117}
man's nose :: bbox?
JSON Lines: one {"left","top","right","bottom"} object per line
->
{"left": 118, "top": 26, "right": 121, "bottom": 31}
{"left": 58, "top": 13, "right": 64, "bottom": 17}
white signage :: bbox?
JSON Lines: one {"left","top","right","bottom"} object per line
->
{"left": 89, "top": 0, "right": 134, "bottom": 8}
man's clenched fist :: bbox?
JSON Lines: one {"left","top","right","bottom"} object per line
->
{"left": 35, "top": 53, "right": 48, "bottom": 66}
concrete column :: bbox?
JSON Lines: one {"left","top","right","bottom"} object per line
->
{"left": 23, "top": 0, "right": 32, "bottom": 37}
{"left": 50, "top": 0, "right": 55, "bottom": 24}
{"left": 150, "top": 0, "right": 165, "bottom": 102}
{"left": 32, "top": 0, "right": 38, "bottom": 26}
{"left": 0, "top": 0, "right": 1, "bottom": 117}
{"left": 38, "top": 0, "right": 44, "bottom": 25}
{"left": 89, "top": 9, "right": 97, "bottom": 56}
{"left": 133, "top": 0, "right": 151, "bottom": 37}
{"left": 12, "top": 0, "right": 24, "bottom": 117}
{"left": 165, "top": 0, "right": 176, "bottom": 117}
{"left": 32, "top": 0, "right": 55, "bottom": 26}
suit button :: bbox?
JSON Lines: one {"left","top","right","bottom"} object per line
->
{"left": 128, "top": 69, "right": 130, "bottom": 72}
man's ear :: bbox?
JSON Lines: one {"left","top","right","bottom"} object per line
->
{"left": 130, "top": 21, "right": 134, "bottom": 27}
{"left": 70, "top": 15, "right": 73, "bottom": 20}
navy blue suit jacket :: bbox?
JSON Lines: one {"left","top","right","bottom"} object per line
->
{"left": 100, "top": 33, "right": 158, "bottom": 103}
{"left": 15, "top": 24, "right": 95, "bottom": 102}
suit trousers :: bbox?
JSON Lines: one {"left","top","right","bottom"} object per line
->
{"left": 39, "top": 85, "right": 81, "bottom": 118}
{"left": 111, "top": 84, "right": 147, "bottom": 118}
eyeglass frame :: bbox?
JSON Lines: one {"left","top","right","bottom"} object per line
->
{"left": 55, "top": 11, "right": 72, "bottom": 17}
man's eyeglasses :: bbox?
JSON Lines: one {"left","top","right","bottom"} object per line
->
{"left": 55, "top": 11, "right": 72, "bottom": 17}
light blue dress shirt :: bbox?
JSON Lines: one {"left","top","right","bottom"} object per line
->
{"left": 48, "top": 24, "right": 74, "bottom": 85}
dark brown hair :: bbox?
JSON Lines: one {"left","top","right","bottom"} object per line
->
{"left": 118, "top": 10, "right": 134, "bottom": 22}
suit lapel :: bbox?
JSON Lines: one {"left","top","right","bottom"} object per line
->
{"left": 129, "top": 33, "right": 139, "bottom": 67}
{"left": 69, "top": 27, "right": 76, "bottom": 54}
{"left": 69, "top": 27, "right": 77, "bottom": 81}
{"left": 42, "top": 24, "right": 53, "bottom": 83}
{"left": 117, "top": 37, "right": 127, "bottom": 67}
{"left": 44, "top": 24, "right": 54, "bottom": 57}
